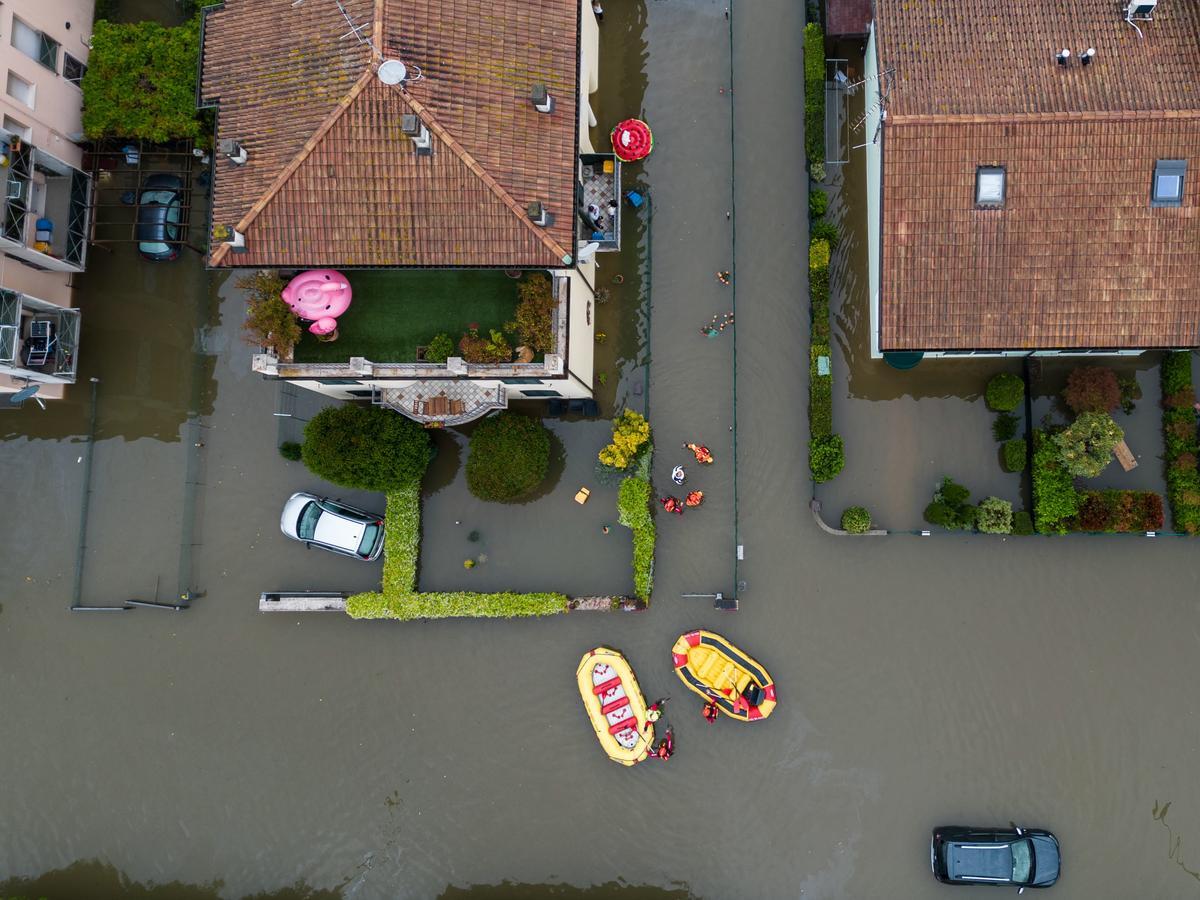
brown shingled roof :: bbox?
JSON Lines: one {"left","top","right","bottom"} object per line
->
{"left": 201, "top": 0, "right": 579, "bottom": 268}
{"left": 875, "top": 0, "right": 1200, "bottom": 350}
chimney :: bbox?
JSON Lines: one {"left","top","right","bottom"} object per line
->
{"left": 1055, "top": 48, "right": 1071, "bottom": 66}
{"left": 401, "top": 114, "right": 433, "bottom": 156}
{"left": 227, "top": 229, "right": 247, "bottom": 253}
{"left": 1080, "top": 47, "right": 1096, "bottom": 65}
{"left": 526, "top": 201, "right": 555, "bottom": 227}
{"left": 530, "top": 83, "right": 555, "bottom": 114}
{"left": 219, "top": 138, "right": 248, "bottom": 165}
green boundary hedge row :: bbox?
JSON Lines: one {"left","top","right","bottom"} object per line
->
{"left": 809, "top": 238, "right": 843, "bottom": 482}
{"left": 346, "top": 479, "right": 569, "bottom": 621}
{"left": 1161, "top": 351, "right": 1200, "bottom": 534}
{"left": 618, "top": 475, "right": 655, "bottom": 601}
{"left": 804, "top": 23, "right": 824, "bottom": 167}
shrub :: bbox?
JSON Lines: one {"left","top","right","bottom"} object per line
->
{"left": 380, "top": 480, "right": 421, "bottom": 594}
{"left": 811, "top": 219, "right": 838, "bottom": 247}
{"left": 1118, "top": 375, "right": 1142, "bottom": 414}
{"left": 935, "top": 477, "right": 970, "bottom": 508}
{"left": 459, "top": 327, "right": 512, "bottom": 364}
{"left": 425, "top": 332, "right": 455, "bottom": 363}
{"left": 598, "top": 409, "right": 651, "bottom": 471}
{"left": 804, "top": 23, "right": 825, "bottom": 166}
{"left": 1012, "top": 510, "right": 1035, "bottom": 535}
{"left": 992, "top": 411, "right": 1018, "bottom": 442}
{"left": 985, "top": 372, "right": 1024, "bottom": 412}
{"left": 278, "top": 441, "right": 302, "bottom": 461}
{"left": 809, "top": 190, "right": 829, "bottom": 219}
{"left": 507, "top": 273, "right": 557, "bottom": 353}
{"left": 346, "top": 590, "right": 568, "bottom": 621}
{"left": 1063, "top": 366, "right": 1121, "bottom": 414}
{"left": 841, "top": 506, "right": 872, "bottom": 534}
{"left": 809, "top": 238, "right": 831, "bottom": 270}
{"left": 239, "top": 271, "right": 300, "bottom": 356}
{"left": 1161, "top": 352, "right": 1200, "bottom": 533}
{"left": 810, "top": 267, "right": 831, "bottom": 343}
{"left": 1053, "top": 411, "right": 1122, "bottom": 478}
{"left": 466, "top": 413, "right": 551, "bottom": 501}
{"left": 923, "top": 501, "right": 957, "bottom": 528}
{"left": 302, "top": 405, "right": 434, "bottom": 492}
{"left": 619, "top": 476, "right": 655, "bottom": 600}
{"left": 809, "top": 434, "right": 845, "bottom": 483}
{"left": 82, "top": 17, "right": 205, "bottom": 141}
{"left": 1032, "top": 430, "right": 1079, "bottom": 534}
{"left": 976, "top": 496, "right": 1013, "bottom": 534}
{"left": 1003, "top": 438, "right": 1027, "bottom": 472}
{"left": 1074, "top": 490, "right": 1165, "bottom": 533}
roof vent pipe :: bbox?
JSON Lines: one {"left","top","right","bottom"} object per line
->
{"left": 530, "top": 84, "right": 555, "bottom": 114}
{"left": 526, "top": 201, "right": 555, "bottom": 227}
{"left": 1080, "top": 47, "right": 1096, "bottom": 65}
{"left": 1055, "top": 48, "right": 1071, "bottom": 66}
{"left": 400, "top": 114, "right": 433, "bottom": 156}
{"left": 220, "top": 139, "right": 248, "bottom": 165}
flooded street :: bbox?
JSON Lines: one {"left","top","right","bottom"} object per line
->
{"left": 3, "top": 1, "right": 1200, "bottom": 898}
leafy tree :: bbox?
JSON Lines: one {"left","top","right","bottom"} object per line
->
{"left": 302, "top": 405, "right": 434, "bottom": 492}
{"left": 1063, "top": 366, "right": 1121, "bottom": 414}
{"left": 82, "top": 18, "right": 205, "bottom": 141}
{"left": 985, "top": 372, "right": 1024, "bottom": 412}
{"left": 841, "top": 506, "right": 871, "bottom": 534}
{"left": 1053, "top": 411, "right": 1123, "bottom": 478}
{"left": 926, "top": 477, "right": 976, "bottom": 530}
{"left": 238, "top": 272, "right": 300, "bottom": 356}
{"left": 976, "top": 496, "right": 1013, "bottom": 534}
{"left": 507, "top": 274, "right": 557, "bottom": 353}
{"left": 466, "top": 413, "right": 551, "bottom": 502}
{"left": 599, "top": 409, "right": 651, "bottom": 471}
{"left": 458, "top": 328, "right": 512, "bottom": 364}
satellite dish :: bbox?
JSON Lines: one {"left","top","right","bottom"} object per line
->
{"left": 577, "top": 241, "right": 601, "bottom": 262}
{"left": 378, "top": 60, "right": 408, "bottom": 85}
{"left": 9, "top": 384, "right": 45, "bottom": 409}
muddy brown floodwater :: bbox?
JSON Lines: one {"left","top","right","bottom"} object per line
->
{"left": 2, "top": 2, "right": 1200, "bottom": 898}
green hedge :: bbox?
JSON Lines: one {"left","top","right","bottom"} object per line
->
{"left": 1002, "top": 438, "right": 1027, "bottom": 472}
{"left": 344, "top": 479, "right": 569, "bottom": 621}
{"left": 804, "top": 23, "right": 825, "bottom": 166}
{"left": 1161, "top": 352, "right": 1200, "bottom": 534}
{"left": 1031, "top": 430, "right": 1078, "bottom": 534}
{"left": 808, "top": 236, "right": 841, "bottom": 482}
{"left": 618, "top": 475, "right": 655, "bottom": 600}
{"left": 1074, "top": 489, "right": 1164, "bottom": 533}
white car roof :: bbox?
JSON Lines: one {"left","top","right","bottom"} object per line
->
{"left": 314, "top": 510, "right": 365, "bottom": 553}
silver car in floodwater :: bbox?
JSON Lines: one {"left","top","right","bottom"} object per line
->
{"left": 280, "top": 492, "right": 385, "bottom": 561}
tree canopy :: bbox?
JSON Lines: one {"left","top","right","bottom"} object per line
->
{"left": 82, "top": 17, "right": 204, "bottom": 142}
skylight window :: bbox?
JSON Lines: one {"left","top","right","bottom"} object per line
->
{"left": 975, "top": 166, "right": 1005, "bottom": 208}
{"left": 1152, "top": 160, "right": 1186, "bottom": 207}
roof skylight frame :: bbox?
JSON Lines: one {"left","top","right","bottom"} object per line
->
{"left": 975, "top": 166, "right": 1006, "bottom": 209}
{"left": 1151, "top": 159, "right": 1186, "bottom": 208}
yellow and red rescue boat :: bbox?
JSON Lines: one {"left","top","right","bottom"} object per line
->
{"left": 671, "top": 630, "right": 777, "bottom": 722}
{"left": 576, "top": 646, "right": 654, "bottom": 765}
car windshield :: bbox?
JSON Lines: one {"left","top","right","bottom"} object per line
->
{"left": 357, "top": 522, "right": 380, "bottom": 557}
{"left": 296, "top": 501, "right": 322, "bottom": 541}
{"left": 1011, "top": 839, "right": 1033, "bottom": 883}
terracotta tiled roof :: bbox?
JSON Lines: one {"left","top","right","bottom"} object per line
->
{"left": 201, "top": 0, "right": 579, "bottom": 268}
{"left": 827, "top": 0, "right": 873, "bottom": 38}
{"left": 875, "top": 0, "right": 1200, "bottom": 350}
{"left": 881, "top": 117, "right": 1200, "bottom": 350}
{"left": 876, "top": 0, "right": 1200, "bottom": 118}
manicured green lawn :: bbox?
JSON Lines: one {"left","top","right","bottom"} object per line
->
{"left": 292, "top": 269, "right": 521, "bottom": 364}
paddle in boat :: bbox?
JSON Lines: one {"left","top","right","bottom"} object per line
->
{"left": 671, "top": 629, "right": 777, "bottom": 722}
{"left": 576, "top": 647, "right": 654, "bottom": 765}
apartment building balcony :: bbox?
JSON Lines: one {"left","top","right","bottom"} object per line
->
{"left": 0, "top": 136, "right": 91, "bottom": 273}
{"left": 0, "top": 288, "right": 80, "bottom": 383}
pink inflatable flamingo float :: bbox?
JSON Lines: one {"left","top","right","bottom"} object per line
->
{"left": 281, "top": 269, "right": 353, "bottom": 336}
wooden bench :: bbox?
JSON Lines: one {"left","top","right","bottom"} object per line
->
{"left": 1114, "top": 438, "right": 1137, "bottom": 472}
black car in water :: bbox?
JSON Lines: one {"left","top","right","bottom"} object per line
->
{"left": 931, "top": 825, "right": 1060, "bottom": 891}
{"left": 135, "top": 173, "right": 185, "bottom": 261}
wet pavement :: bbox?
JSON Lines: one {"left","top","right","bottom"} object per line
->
{"left": 4, "top": 2, "right": 1200, "bottom": 899}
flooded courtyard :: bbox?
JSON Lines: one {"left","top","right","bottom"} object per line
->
{"left": 3, "top": 2, "right": 1200, "bottom": 899}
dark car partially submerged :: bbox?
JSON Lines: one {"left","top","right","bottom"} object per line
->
{"left": 135, "top": 173, "right": 185, "bottom": 261}
{"left": 932, "top": 826, "right": 1060, "bottom": 891}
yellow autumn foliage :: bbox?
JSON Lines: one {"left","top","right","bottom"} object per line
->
{"left": 598, "top": 409, "right": 651, "bottom": 470}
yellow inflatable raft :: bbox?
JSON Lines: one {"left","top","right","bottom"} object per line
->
{"left": 576, "top": 646, "right": 654, "bottom": 765}
{"left": 671, "top": 630, "right": 777, "bottom": 722}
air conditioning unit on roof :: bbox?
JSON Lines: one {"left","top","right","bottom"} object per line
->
{"left": 1125, "top": 0, "right": 1157, "bottom": 20}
